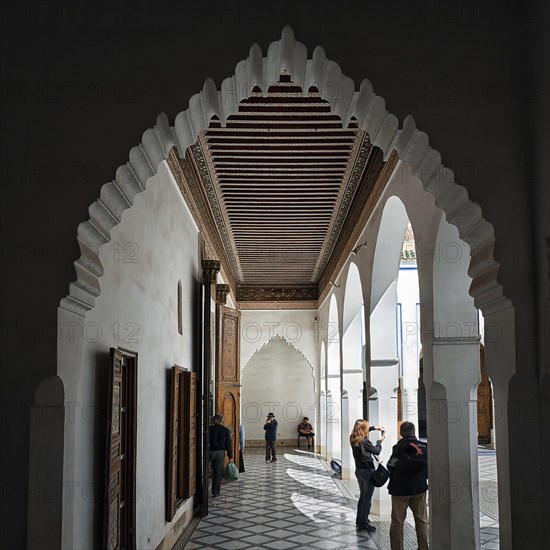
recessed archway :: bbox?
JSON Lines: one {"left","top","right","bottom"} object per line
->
{"left": 341, "top": 262, "right": 364, "bottom": 480}
{"left": 241, "top": 335, "right": 315, "bottom": 445}
{"left": 48, "top": 25, "right": 519, "bottom": 550}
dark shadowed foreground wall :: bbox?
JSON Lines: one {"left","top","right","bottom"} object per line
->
{"left": 1, "top": 1, "right": 548, "bottom": 547}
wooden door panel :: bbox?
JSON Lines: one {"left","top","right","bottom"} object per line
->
{"left": 167, "top": 367, "right": 181, "bottom": 520}
{"left": 477, "top": 346, "right": 492, "bottom": 444}
{"left": 216, "top": 307, "right": 241, "bottom": 467}
{"left": 167, "top": 368, "right": 197, "bottom": 518}
{"left": 188, "top": 372, "right": 197, "bottom": 496}
{"left": 183, "top": 371, "right": 197, "bottom": 498}
{"left": 105, "top": 349, "right": 123, "bottom": 550}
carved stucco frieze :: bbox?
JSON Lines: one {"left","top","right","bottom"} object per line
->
{"left": 237, "top": 284, "right": 318, "bottom": 302}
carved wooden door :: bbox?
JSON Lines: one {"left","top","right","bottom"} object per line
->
{"left": 104, "top": 349, "right": 136, "bottom": 550}
{"left": 183, "top": 371, "right": 197, "bottom": 497}
{"left": 216, "top": 306, "right": 241, "bottom": 466}
{"left": 477, "top": 345, "right": 493, "bottom": 444}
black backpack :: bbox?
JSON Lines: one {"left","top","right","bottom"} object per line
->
{"left": 330, "top": 458, "right": 342, "bottom": 477}
{"left": 390, "top": 441, "right": 427, "bottom": 479}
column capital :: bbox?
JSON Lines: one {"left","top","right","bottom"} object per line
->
{"left": 215, "top": 284, "right": 230, "bottom": 305}
{"left": 201, "top": 260, "right": 221, "bottom": 284}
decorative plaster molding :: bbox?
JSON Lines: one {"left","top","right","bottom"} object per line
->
{"left": 168, "top": 148, "right": 237, "bottom": 300}
{"left": 60, "top": 25, "right": 509, "bottom": 319}
{"left": 318, "top": 148, "right": 396, "bottom": 304}
{"left": 242, "top": 335, "right": 315, "bottom": 378}
{"left": 433, "top": 336, "right": 481, "bottom": 346}
{"left": 370, "top": 358, "right": 399, "bottom": 367}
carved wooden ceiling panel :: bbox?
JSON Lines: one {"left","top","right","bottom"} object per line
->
{"left": 189, "top": 74, "right": 376, "bottom": 303}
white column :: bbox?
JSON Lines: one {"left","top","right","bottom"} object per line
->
{"left": 326, "top": 390, "right": 334, "bottom": 460}
{"left": 369, "top": 359, "right": 399, "bottom": 515}
{"left": 401, "top": 385, "right": 419, "bottom": 427}
{"left": 341, "top": 372, "right": 363, "bottom": 480}
{"left": 341, "top": 392, "right": 351, "bottom": 480}
{"left": 369, "top": 280, "right": 399, "bottom": 514}
{"left": 427, "top": 336, "right": 481, "bottom": 550}
{"left": 320, "top": 391, "right": 327, "bottom": 458}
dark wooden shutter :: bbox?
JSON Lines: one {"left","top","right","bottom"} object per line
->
{"left": 105, "top": 349, "right": 123, "bottom": 550}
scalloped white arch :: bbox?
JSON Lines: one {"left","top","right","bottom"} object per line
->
{"left": 60, "top": 25, "right": 508, "bottom": 317}
{"left": 242, "top": 334, "right": 315, "bottom": 376}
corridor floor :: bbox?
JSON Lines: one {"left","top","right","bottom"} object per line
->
{"left": 183, "top": 447, "right": 499, "bottom": 549}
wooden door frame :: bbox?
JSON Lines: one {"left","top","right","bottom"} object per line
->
{"left": 104, "top": 347, "right": 137, "bottom": 550}
{"left": 215, "top": 304, "right": 241, "bottom": 467}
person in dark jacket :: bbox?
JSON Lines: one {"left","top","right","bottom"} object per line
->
{"left": 264, "top": 412, "right": 278, "bottom": 462}
{"left": 387, "top": 421, "right": 428, "bottom": 550}
{"left": 349, "top": 419, "right": 386, "bottom": 533}
{"left": 209, "top": 414, "right": 233, "bottom": 497}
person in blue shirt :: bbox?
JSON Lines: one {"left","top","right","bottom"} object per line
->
{"left": 263, "top": 412, "right": 278, "bottom": 462}
{"left": 209, "top": 414, "right": 233, "bottom": 497}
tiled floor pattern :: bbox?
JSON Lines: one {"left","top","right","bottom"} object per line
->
{"left": 478, "top": 450, "right": 499, "bottom": 549}
{"left": 186, "top": 448, "right": 416, "bottom": 549}
{"left": 185, "top": 447, "right": 500, "bottom": 549}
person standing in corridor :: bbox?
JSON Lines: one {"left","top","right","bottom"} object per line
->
{"left": 264, "top": 412, "right": 278, "bottom": 462}
{"left": 350, "top": 419, "right": 385, "bottom": 533}
{"left": 387, "top": 421, "right": 429, "bottom": 550}
{"left": 209, "top": 414, "right": 233, "bottom": 497}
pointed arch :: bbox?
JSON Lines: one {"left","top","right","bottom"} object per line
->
{"left": 60, "top": 26, "right": 506, "bottom": 322}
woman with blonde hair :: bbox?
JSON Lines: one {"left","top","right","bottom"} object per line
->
{"left": 350, "top": 418, "right": 386, "bottom": 532}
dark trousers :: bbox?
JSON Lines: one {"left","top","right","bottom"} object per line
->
{"left": 238, "top": 449, "right": 245, "bottom": 473}
{"left": 210, "top": 450, "right": 225, "bottom": 495}
{"left": 265, "top": 440, "right": 277, "bottom": 461}
{"left": 355, "top": 468, "right": 376, "bottom": 528}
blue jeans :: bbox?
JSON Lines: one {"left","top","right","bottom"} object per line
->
{"left": 355, "top": 468, "right": 376, "bottom": 528}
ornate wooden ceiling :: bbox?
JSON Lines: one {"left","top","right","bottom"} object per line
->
{"left": 166, "top": 73, "right": 395, "bottom": 307}
{"left": 181, "top": 74, "right": 387, "bottom": 305}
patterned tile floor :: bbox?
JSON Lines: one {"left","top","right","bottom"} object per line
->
{"left": 184, "top": 447, "right": 500, "bottom": 549}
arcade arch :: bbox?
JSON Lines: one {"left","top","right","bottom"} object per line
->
{"left": 40, "top": 26, "right": 521, "bottom": 550}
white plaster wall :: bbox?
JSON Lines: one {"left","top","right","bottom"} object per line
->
{"left": 371, "top": 282, "right": 398, "bottom": 360}
{"left": 240, "top": 309, "right": 318, "bottom": 370}
{"left": 240, "top": 309, "right": 319, "bottom": 442}
{"left": 241, "top": 336, "right": 316, "bottom": 442}
{"left": 58, "top": 161, "right": 199, "bottom": 549}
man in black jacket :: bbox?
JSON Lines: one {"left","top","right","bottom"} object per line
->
{"left": 209, "top": 415, "right": 233, "bottom": 497}
{"left": 387, "top": 421, "right": 428, "bottom": 550}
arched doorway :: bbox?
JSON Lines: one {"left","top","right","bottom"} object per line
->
{"left": 341, "top": 262, "right": 365, "bottom": 480}
{"left": 48, "top": 27, "right": 519, "bottom": 549}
